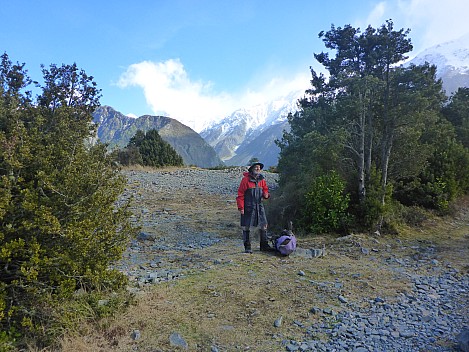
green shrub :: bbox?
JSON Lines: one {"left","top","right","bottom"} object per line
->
{"left": 401, "top": 205, "right": 429, "bottom": 227}
{"left": 0, "top": 54, "right": 137, "bottom": 348}
{"left": 114, "top": 145, "right": 143, "bottom": 166}
{"left": 302, "top": 171, "right": 350, "bottom": 234}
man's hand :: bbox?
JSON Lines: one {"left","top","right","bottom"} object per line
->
{"left": 239, "top": 209, "right": 244, "bottom": 215}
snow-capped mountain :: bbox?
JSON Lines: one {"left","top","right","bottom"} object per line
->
{"left": 407, "top": 32, "right": 469, "bottom": 95}
{"left": 200, "top": 90, "right": 302, "bottom": 167}
{"left": 202, "top": 34, "right": 469, "bottom": 168}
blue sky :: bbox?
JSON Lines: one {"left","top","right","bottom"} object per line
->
{"left": 2, "top": 0, "right": 469, "bottom": 131}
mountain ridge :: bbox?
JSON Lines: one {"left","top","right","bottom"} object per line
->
{"left": 407, "top": 32, "right": 469, "bottom": 95}
{"left": 200, "top": 90, "right": 301, "bottom": 167}
{"left": 92, "top": 106, "right": 223, "bottom": 168}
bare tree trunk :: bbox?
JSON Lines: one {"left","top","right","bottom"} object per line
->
{"left": 358, "top": 92, "right": 366, "bottom": 203}
{"left": 381, "top": 128, "right": 393, "bottom": 206}
{"left": 378, "top": 63, "right": 393, "bottom": 231}
{"left": 365, "top": 108, "right": 373, "bottom": 183}
{"left": 378, "top": 110, "right": 394, "bottom": 231}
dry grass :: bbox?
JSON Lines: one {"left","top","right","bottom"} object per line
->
{"left": 54, "top": 179, "right": 469, "bottom": 352}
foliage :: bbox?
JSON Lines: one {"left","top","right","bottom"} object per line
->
{"left": 0, "top": 53, "right": 136, "bottom": 348}
{"left": 394, "top": 137, "right": 469, "bottom": 211}
{"left": 351, "top": 166, "right": 392, "bottom": 230}
{"left": 116, "top": 129, "right": 184, "bottom": 167}
{"left": 442, "top": 87, "right": 469, "bottom": 148}
{"left": 271, "top": 20, "right": 468, "bottom": 234}
{"left": 113, "top": 145, "right": 143, "bottom": 166}
{"left": 303, "top": 171, "right": 350, "bottom": 234}
{"left": 269, "top": 128, "right": 344, "bottom": 230}
{"left": 394, "top": 109, "right": 469, "bottom": 212}
{"left": 135, "top": 129, "right": 184, "bottom": 167}
{"left": 206, "top": 165, "right": 239, "bottom": 171}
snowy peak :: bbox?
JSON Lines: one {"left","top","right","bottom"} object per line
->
{"left": 408, "top": 33, "right": 469, "bottom": 95}
{"left": 410, "top": 33, "right": 469, "bottom": 72}
{"left": 200, "top": 90, "right": 301, "bottom": 164}
{"left": 203, "top": 89, "right": 301, "bottom": 134}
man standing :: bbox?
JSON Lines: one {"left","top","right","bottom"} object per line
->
{"left": 236, "top": 162, "right": 275, "bottom": 253}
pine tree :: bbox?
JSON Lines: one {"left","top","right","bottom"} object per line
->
{"left": 126, "top": 129, "right": 184, "bottom": 167}
{"left": 273, "top": 21, "right": 455, "bottom": 232}
{"left": 442, "top": 87, "right": 469, "bottom": 148}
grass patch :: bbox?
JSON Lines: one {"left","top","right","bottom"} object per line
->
{"left": 53, "top": 179, "right": 469, "bottom": 351}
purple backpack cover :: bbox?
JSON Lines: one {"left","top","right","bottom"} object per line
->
{"left": 275, "top": 232, "right": 297, "bottom": 256}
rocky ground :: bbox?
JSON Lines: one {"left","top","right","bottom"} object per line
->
{"left": 105, "top": 167, "right": 468, "bottom": 352}
{"left": 114, "top": 167, "right": 258, "bottom": 283}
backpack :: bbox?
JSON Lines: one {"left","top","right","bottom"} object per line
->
{"left": 269, "top": 221, "right": 296, "bottom": 257}
{"left": 275, "top": 230, "right": 297, "bottom": 256}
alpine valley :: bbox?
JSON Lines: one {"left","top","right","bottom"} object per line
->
{"left": 93, "top": 34, "right": 469, "bottom": 168}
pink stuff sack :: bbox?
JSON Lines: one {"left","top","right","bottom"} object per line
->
{"left": 275, "top": 232, "right": 297, "bottom": 256}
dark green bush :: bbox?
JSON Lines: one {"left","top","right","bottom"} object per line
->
{"left": 0, "top": 53, "right": 137, "bottom": 349}
{"left": 117, "top": 129, "right": 184, "bottom": 167}
{"left": 302, "top": 171, "right": 350, "bottom": 234}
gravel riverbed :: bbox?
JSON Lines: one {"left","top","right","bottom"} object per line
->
{"left": 115, "top": 168, "right": 468, "bottom": 352}
{"left": 285, "top": 268, "right": 468, "bottom": 352}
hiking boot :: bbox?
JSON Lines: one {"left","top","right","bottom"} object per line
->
{"left": 260, "top": 242, "right": 276, "bottom": 252}
{"left": 259, "top": 229, "right": 276, "bottom": 252}
{"left": 243, "top": 230, "right": 252, "bottom": 253}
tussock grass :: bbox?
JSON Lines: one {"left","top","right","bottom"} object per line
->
{"left": 57, "top": 245, "right": 415, "bottom": 351}
{"left": 54, "top": 186, "right": 469, "bottom": 351}
{"left": 120, "top": 165, "right": 200, "bottom": 172}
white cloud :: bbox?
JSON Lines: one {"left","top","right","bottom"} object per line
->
{"left": 117, "top": 59, "right": 233, "bottom": 131}
{"left": 117, "top": 59, "right": 309, "bottom": 132}
{"left": 364, "top": 0, "right": 469, "bottom": 54}
{"left": 240, "top": 70, "right": 310, "bottom": 106}
{"left": 365, "top": 1, "right": 387, "bottom": 25}
{"left": 398, "top": 0, "right": 469, "bottom": 50}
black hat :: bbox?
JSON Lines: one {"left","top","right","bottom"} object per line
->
{"left": 248, "top": 162, "right": 264, "bottom": 172}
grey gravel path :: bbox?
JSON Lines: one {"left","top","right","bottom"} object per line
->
{"left": 114, "top": 167, "right": 279, "bottom": 284}
{"left": 115, "top": 168, "right": 468, "bottom": 352}
{"left": 281, "top": 268, "right": 468, "bottom": 352}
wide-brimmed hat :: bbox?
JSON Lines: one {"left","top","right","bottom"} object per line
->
{"left": 248, "top": 162, "right": 264, "bottom": 172}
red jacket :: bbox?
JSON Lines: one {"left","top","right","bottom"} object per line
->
{"left": 236, "top": 172, "right": 269, "bottom": 211}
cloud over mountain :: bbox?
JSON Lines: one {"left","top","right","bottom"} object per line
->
{"left": 117, "top": 59, "right": 233, "bottom": 132}
{"left": 117, "top": 58, "right": 310, "bottom": 133}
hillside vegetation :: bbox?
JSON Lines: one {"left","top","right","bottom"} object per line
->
{"left": 0, "top": 54, "right": 137, "bottom": 350}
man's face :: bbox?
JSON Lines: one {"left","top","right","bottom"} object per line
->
{"left": 251, "top": 165, "right": 261, "bottom": 175}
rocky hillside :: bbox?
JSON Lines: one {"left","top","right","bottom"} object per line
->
{"left": 226, "top": 120, "right": 289, "bottom": 168}
{"left": 92, "top": 106, "right": 223, "bottom": 168}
